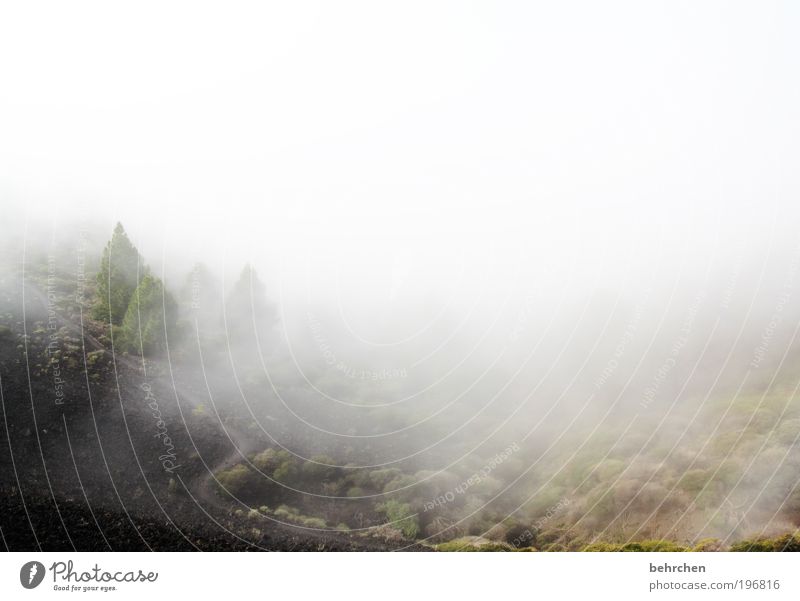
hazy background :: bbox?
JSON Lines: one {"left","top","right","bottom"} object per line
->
{"left": 3, "top": 1, "right": 800, "bottom": 307}
{"left": 3, "top": 1, "right": 800, "bottom": 548}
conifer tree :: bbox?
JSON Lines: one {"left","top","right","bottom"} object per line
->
{"left": 93, "top": 223, "right": 144, "bottom": 325}
{"left": 118, "top": 273, "right": 178, "bottom": 355}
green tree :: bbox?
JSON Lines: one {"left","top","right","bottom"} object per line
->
{"left": 224, "top": 264, "right": 276, "bottom": 342}
{"left": 117, "top": 274, "right": 178, "bottom": 355}
{"left": 93, "top": 223, "right": 144, "bottom": 325}
{"left": 180, "top": 262, "right": 222, "bottom": 328}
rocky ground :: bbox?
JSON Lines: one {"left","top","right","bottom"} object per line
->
{"left": 0, "top": 274, "right": 420, "bottom": 552}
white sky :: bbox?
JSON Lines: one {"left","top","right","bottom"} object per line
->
{"left": 2, "top": 1, "right": 799, "bottom": 314}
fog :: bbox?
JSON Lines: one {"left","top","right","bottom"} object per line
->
{"left": 2, "top": 1, "right": 800, "bottom": 550}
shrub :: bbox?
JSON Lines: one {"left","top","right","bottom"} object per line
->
{"left": 273, "top": 505, "right": 300, "bottom": 520}
{"left": 86, "top": 349, "right": 106, "bottom": 367}
{"left": 435, "top": 539, "right": 485, "bottom": 552}
{"left": 505, "top": 524, "right": 536, "bottom": 548}
{"left": 543, "top": 543, "right": 567, "bottom": 552}
{"left": 730, "top": 534, "right": 800, "bottom": 552}
{"left": 678, "top": 470, "right": 709, "bottom": 494}
{"left": 585, "top": 540, "right": 688, "bottom": 552}
{"left": 369, "top": 468, "right": 403, "bottom": 489}
{"left": 583, "top": 542, "right": 623, "bottom": 552}
{"left": 693, "top": 538, "right": 724, "bottom": 552}
{"left": 215, "top": 464, "right": 255, "bottom": 495}
{"left": 273, "top": 460, "right": 299, "bottom": 483}
{"left": 435, "top": 537, "right": 515, "bottom": 552}
{"left": 730, "top": 538, "right": 775, "bottom": 552}
{"left": 252, "top": 448, "right": 280, "bottom": 471}
{"left": 771, "top": 533, "right": 800, "bottom": 552}
{"left": 620, "top": 542, "right": 644, "bottom": 552}
{"left": 377, "top": 499, "right": 419, "bottom": 539}
{"left": 637, "top": 540, "right": 688, "bottom": 552}
{"left": 302, "top": 455, "right": 338, "bottom": 481}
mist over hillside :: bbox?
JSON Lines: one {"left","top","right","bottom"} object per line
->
{"left": 1, "top": 209, "right": 799, "bottom": 551}
{"left": 2, "top": 1, "right": 800, "bottom": 553}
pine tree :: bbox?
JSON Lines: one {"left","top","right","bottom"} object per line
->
{"left": 93, "top": 223, "right": 145, "bottom": 325}
{"left": 224, "top": 264, "right": 276, "bottom": 342}
{"left": 117, "top": 273, "right": 178, "bottom": 355}
{"left": 179, "top": 262, "right": 222, "bottom": 333}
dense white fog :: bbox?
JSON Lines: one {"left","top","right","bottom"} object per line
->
{"left": 2, "top": 1, "right": 800, "bottom": 553}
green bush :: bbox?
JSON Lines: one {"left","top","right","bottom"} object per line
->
{"left": 678, "top": 470, "right": 709, "bottom": 494}
{"left": 299, "top": 517, "right": 327, "bottom": 528}
{"left": 637, "top": 540, "right": 688, "bottom": 552}
{"left": 584, "top": 540, "right": 688, "bottom": 552}
{"left": 730, "top": 534, "right": 800, "bottom": 552}
{"left": 86, "top": 349, "right": 106, "bottom": 367}
{"left": 302, "top": 455, "right": 338, "bottom": 481}
{"left": 273, "top": 460, "right": 299, "bottom": 483}
{"left": 215, "top": 464, "right": 256, "bottom": 495}
{"left": 377, "top": 499, "right": 419, "bottom": 539}
{"left": 771, "top": 533, "right": 800, "bottom": 552}
{"left": 693, "top": 538, "right": 724, "bottom": 552}
{"left": 369, "top": 468, "right": 403, "bottom": 489}
{"left": 730, "top": 538, "right": 776, "bottom": 552}
{"left": 583, "top": 542, "right": 623, "bottom": 552}
{"left": 435, "top": 537, "right": 515, "bottom": 552}
{"left": 273, "top": 505, "right": 300, "bottom": 520}
{"left": 253, "top": 448, "right": 285, "bottom": 471}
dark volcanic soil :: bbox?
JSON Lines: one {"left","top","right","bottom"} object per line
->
{"left": 0, "top": 273, "right": 420, "bottom": 552}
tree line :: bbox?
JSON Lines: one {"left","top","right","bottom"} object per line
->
{"left": 92, "top": 222, "right": 272, "bottom": 356}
